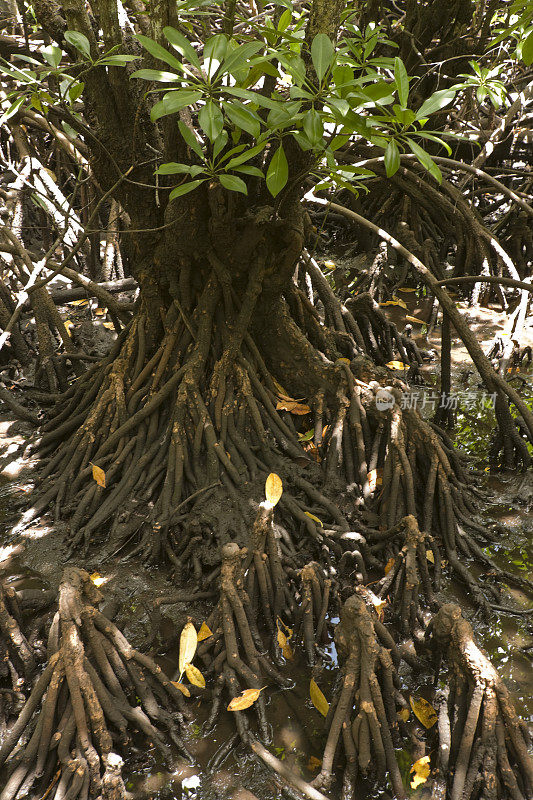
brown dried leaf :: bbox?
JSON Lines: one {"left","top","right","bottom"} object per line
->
{"left": 179, "top": 622, "right": 197, "bottom": 676}
{"left": 410, "top": 755, "right": 431, "bottom": 789}
{"left": 171, "top": 681, "right": 191, "bottom": 697}
{"left": 310, "top": 679, "right": 329, "bottom": 717}
{"left": 384, "top": 557, "right": 395, "bottom": 575}
{"left": 91, "top": 463, "right": 106, "bottom": 488}
{"left": 307, "top": 756, "right": 322, "bottom": 771}
{"left": 409, "top": 696, "right": 437, "bottom": 729}
{"left": 227, "top": 687, "right": 265, "bottom": 711}
{"left": 398, "top": 707, "right": 410, "bottom": 722}
{"left": 197, "top": 622, "right": 213, "bottom": 642}
{"left": 184, "top": 663, "right": 205, "bottom": 688}
{"left": 265, "top": 473, "right": 283, "bottom": 507}
{"left": 276, "top": 400, "right": 311, "bottom": 415}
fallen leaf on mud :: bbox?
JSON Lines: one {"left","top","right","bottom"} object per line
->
{"left": 89, "top": 572, "right": 106, "bottom": 587}
{"left": 63, "top": 319, "right": 75, "bottom": 336}
{"left": 94, "top": 307, "right": 107, "bottom": 316}
{"left": 197, "top": 622, "right": 213, "bottom": 642}
{"left": 276, "top": 400, "right": 311, "bottom": 415}
{"left": 307, "top": 756, "right": 322, "bottom": 771}
{"left": 398, "top": 707, "right": 410, "bottom": 722}
{"left": 303, "top": 443, "right": 321, "bottom": 462}
{"left": 91, "top": 463, "right": 106, "bottom": 488}
{"left": 227, "top": 687, "right": 265, "bottom": 711}
{"left": 276, "top": 619, "right": 294, "bottom": 660}
{"left": 102, "top": 322, "right": 115, "bottom": 329}
{"left": 323, "top": 260, "right": 335, "bottom": 269}
{"left": 410, "top": 755, "right": 431, "bottom": 789}
{"left": 179, "top": 622, "right": 197, "bottom": 676}
{"left": 385, "top": 361, "right": 409, "bottom": 371}
{"left": 265, "top": 473, "right": 283, "bottom": 507}
{"left": 68, "top": 299, "right": 89, "bottom": 306}
{"left": 304, "top": 511, "right": 323, "bottom": 527}
{"left": 405, "top": 315, "right": 426, "bottom": 324}
{"left": 409, "top": 696, "right": 437, "bottom": 729}
{"left": 171, "top": 681, "right": 191, "bottom": 697}
{"left": 298, "top": 428, "right": 315, "bottom": 442}
{"left": 185, "top": 663, "right": 205, "bottom": 688}
{"left": 379, "top": 297, "right": 407, "bottom": 309}
{"left": 384, "top": 557, "right": 395, "bottom": 575}
{"left": 397, "top": 287, "right": 417, "bottom": 292}
{"left": 426, "top": 550, "right": 435, "bottom": 564}
{"left": 310, "top": 679, "right": 329, "bottom": 717}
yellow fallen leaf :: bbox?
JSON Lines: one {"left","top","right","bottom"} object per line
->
{"left": 277, "top": 619, "right": 294, "bottom": 660}
{"left": 282, "top": 642, "right": 294, "bottom": 660}
{"left": 426, "top": 550, "right": 435, "bottom": 564}
{"left": 89, "top": 572, "right": 106, "bottom": 587}
{"left": 276, "top": 400, "right": 311, "bottom": 415}
{"left": 397, "top": 287, "right": 417, "bottom": 292}
{"left": 384, "top": 557, "right": 395, "bottom": 575}
{"left": 405, "top": 315, "right": 426, "bottom": 324}
{"left": 409, "top": 696, "right": 437, "bottom": 729}
{"left": 265, "top": 473, "right": 283, "bottom": 507}
{"left": 102, "top": 322, "right": 115, "bottom": 329}
{"left": 323, "top": 260, "right": 335, "bottom": 269}
{"left": 336, "top": 357, "right": 351, "bottom": 364}
{"left": 410, "top": 755, "right": 431, "bottom": 789}
{"left": 372, "top": 597, "right": 387, "bottom": 616}
{"left": 310, "top": 678, "right": 329, "bottom": 717}
{"left": 68, "top": 299, "right": 89, "bottom": 306}
{"left": 63, "top": 319, "right": 75, "bottom": 336}
{"left": 385, "top": 361, "right": 409, "bottom": 371}
{"left": 227, "top": 687, "right": 265, "bottom": 711}
{"left": 304, "top": 511, "right": 323, "bottom": 527}
{"left": 307, "top": 756, "right": 322, "bottom": 771}
{"left": 185, "top": 663, "right": 205, "bottom": 688}
{"left": 379, "top": 297, "right": 407, "bottom": 309}
{"left": 179, "top": 623, "right": 197, "bottom": 677}
{"left": 91, "top": 463, "right": 106, "bottom": 488}
{"left": 197, "top": 622, "right": 213, "bottom": 642}
{"left": 171, "top": 681, "right": 191, "bottom": 697}
{"left": 94, "top": 307, "right": 107, "bottom": 316}
{"left": 398, "top": 707, "right": 410, "bottom": 722}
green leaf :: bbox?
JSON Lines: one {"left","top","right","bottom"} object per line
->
{"left": 394, "top": 57, "right": 409, "bottom": 108}
{"left": 64, "top": 31, "right": 91, "bottom": 59}
{"left": 0, "top": 95, "right": 25, "bottom": 125}
{"left": 384, "top": 139, "right": 400, "bottom": 176}
{"left": 178, "top": 120, "right": 205, "bottom": 159}
{"left": 415, "top": 89, "right": 456, "bottom": 120}
{"left": 224, "top": 142, "right": 266, "bottom": 168}
{"left": 213, "top": 130, "right": 228, "bottom": 160}
{"left": 221, "top": 41, "right": 263, "bottom": 77}
{"left": 163, "top": 27, "right": 201, "bottom": 69}
{"left": 42, "top": 45, "right": 62, "bottom": 68}
{"left": 151, "top": 89, "right": 203, "bottom": 121}
{"left": 131, "top": 68, "right": 180, "bottom": 83}
{"left": 68, "top": 82, "right": 84, "bottom": 102}
{"left": 222, "top": 101, "right": 261, "bottom": 138}
{"left": 99, "top": 55, "right": 138, "bottom": 66}
{"left": 156, "top": 162, "right": 204, "bottom": 175}
{"left": 311, "top": 33, "right": 334, "bottom": 82}
{"left": 266, "top": 144, "right": 288, "bottom": 197}
{"left": 135, "top": 34, "right": 184, "bottom": 72}
{"left": 303, "top": 109, "right": 323, "bottom": 146}
{"left": 234, "top": 165, "right": 264, "bottom": 178}
{"left": 204, "top": 33, "right": 228, "bottom": 64}
{"left": 522, "top": 29, "right": 533, "bottom": 65}
{"left": 169, "top": 179, "right": 205, "bottom": 200}
{"left": 219, "top": 173, "right": 248, "bottom": 194}
{"left": 198, "top": 100, "right": 223, "bottom": 141}
{"left": 406, "top": 138, "right": 442, "bottom": 183}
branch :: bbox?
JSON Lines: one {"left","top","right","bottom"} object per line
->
{"left": 437, "top": 276, "right": 533, "bottom": 293}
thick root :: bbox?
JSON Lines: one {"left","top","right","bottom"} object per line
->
{"left": 429, "top": 603, "right": 533, "bottom": 800}
{"left": 0, "top": 568, "right": 192, "bottom": 800}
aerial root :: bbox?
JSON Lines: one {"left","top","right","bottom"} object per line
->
{"left": 0, "top": 568, "right": 193, "bottom": 800}
{"left": 312, "top": 595, "right": 406, "bottom": 800}
{"left": 294, "top": 562, "right": 334, "bottom": 667}
{"left": 199, "top": 542, "right": 290, "bottom": 742}
{"left": 428, "top": 603, "right": 533, "bottom": 800}
{"left": 0, "top": 580, "right": 36, "bottom": 685}
{"left": 373, "top": 515, "right": 435, "bottom": 636}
